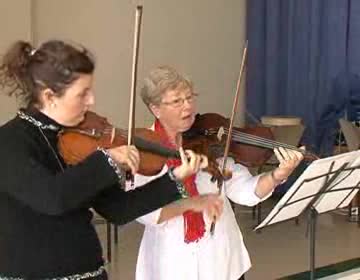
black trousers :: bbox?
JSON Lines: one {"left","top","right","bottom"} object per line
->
{"left": 239, "top": 275, "right": 245, "bottom": 280}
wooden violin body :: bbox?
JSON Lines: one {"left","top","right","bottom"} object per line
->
{"left": 58, "top": 111, "right": 225, "bottom": 180}
{"left": 184, "top": 112, "right": 317, "bottom": 167}
{"left": 184, "top": 113, "right": 275, "bottom": 168}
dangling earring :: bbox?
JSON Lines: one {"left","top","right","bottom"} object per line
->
{"left": 51, "top": 103, "right": 56, "bottom": 109}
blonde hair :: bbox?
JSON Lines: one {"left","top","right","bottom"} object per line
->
{"left": 140, "top": 65, "right": 193, "bottom": 106}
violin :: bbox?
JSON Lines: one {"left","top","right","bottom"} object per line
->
{"left": 57, "top": 111, "right": 225, "bottom": 181}
{"left": 184, "top": 112, "right": 318, "bottom": 167}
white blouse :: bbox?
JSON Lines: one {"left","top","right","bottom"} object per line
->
{"left": 129, "top": 158, "right": 270, "bottom": 280}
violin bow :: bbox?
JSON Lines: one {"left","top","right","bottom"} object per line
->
{"left": 210, "top": 40, "right": 248, "bottom": 234}
{"left": 126, "top": 6, "right": 143, "bottom": 183}
{"left": 219, "top": 40, "right": 248, "bottom": 193}
{"left": 128, "top": 5, "right": 143, "bottom": 145}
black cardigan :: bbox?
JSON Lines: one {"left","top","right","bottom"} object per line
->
{"left": 0, "top": 110, "right": 179, "bottom": 278}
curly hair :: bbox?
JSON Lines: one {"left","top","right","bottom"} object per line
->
{"left": 0, "top": 40, "right": 95, "bottom": 108}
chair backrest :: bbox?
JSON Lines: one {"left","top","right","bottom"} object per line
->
{"left": 339, "top": 118, "right": 360, "bottom": 151}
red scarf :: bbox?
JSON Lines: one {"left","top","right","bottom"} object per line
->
{"left": 154, "top": 119, "right": 205, "bottom": 243}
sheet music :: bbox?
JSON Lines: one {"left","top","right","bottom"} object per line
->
{"left": 314, "top": 154, "right": 360, "bottom": 213}
{"left": 255, "top": 150, "right": 360, "bottom": 230}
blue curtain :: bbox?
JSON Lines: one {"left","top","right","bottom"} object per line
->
{"left": 246, "top": 0, "right": 360, "bottom": 156}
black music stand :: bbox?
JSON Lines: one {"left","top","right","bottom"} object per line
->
{"left": 255, "top": 150, "right": 360, "bottom": 280}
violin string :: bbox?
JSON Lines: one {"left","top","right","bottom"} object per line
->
{"left": 205, "top": 127, "right": 305, "bottom": 154}
{"left": 104, "top": 126, "right": 307, "bottom": 159}
{"left": 206, "top": 127, "right": 284, "bottom": 148}
{"left": 229, "top": 130, "right": 300, "bottom": 151}
{"left": 113, "top": 128, "right": 181, "bottom": 158}
{"left": 114, "top": 128, "right": 126, "bottom": 136}
{"left": 96, "top": 127, "right": 125, "bottom": 139}
{"left": 205, "top": 127, "right": 280, "bottom": 148}
{"left": 230, "top": 132, "right": 303, "bottom": 152}
{"left": 232, "top": 134, "right": 292, "bottom": 149}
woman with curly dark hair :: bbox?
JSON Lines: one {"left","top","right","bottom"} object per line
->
{"left": 0, "top": 40, "right": 223, "bottom": 280}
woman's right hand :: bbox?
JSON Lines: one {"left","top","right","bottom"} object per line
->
{"left": 107, "top": 145, "right": 140, "bottom": 175}
{"left": 188, "top": 194, "right": 224, "bottom": 222}
{"left": 172, "top": 148, "right": 208, "bottom": 180}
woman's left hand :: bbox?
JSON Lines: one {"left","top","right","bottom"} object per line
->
{"left": 272, "top": 147, "right": 304, "bottom": 183}
{"left": 172, "top": 148, "right": 208, "bottom": 181}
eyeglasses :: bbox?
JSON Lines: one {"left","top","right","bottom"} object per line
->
{"left": 160, "top": 93, "right": 198, "bottom": 108}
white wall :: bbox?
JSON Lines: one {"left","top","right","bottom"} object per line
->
{"left": 0, "top": 0, "right": 32, "bottom": 124}
{"left": 1, "top": 0, "right": 247, "bottom": 127}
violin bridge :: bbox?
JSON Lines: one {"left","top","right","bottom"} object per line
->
{"left": 217, "top": 126, "right": 225, "bottom": 141}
